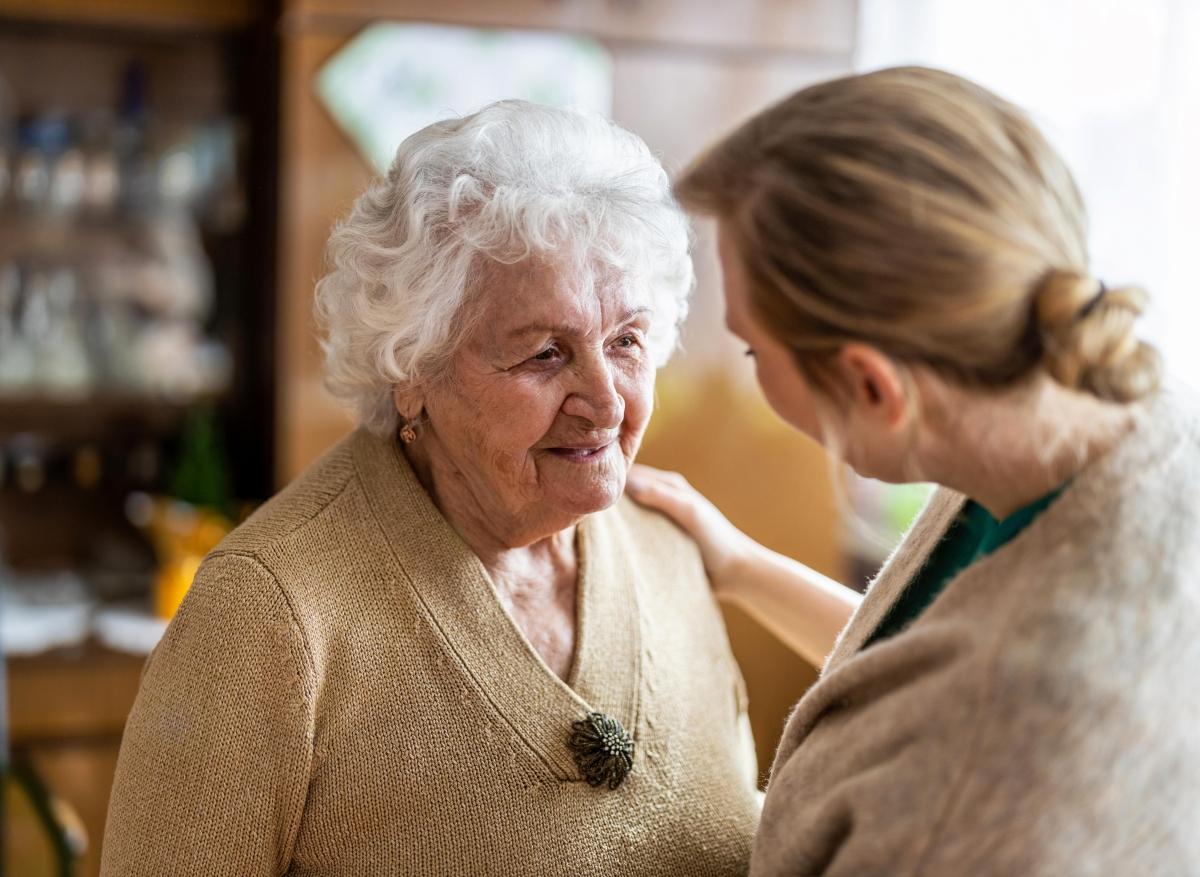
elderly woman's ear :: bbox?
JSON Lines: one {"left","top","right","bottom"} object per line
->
{"left": 393, "top": 388, "right": 422, "bottom": 422}
{"left": 393, "top": 384, "right": 424, "bottom": 426}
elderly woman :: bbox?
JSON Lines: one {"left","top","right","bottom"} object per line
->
{"left": 100, "top": 101, "right": 759, "bottom": 876}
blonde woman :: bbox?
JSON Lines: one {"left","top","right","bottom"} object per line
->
{"left": 629, "top": 67, "right": 1200, "bottom": 875}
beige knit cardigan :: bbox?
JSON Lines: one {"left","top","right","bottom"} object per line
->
{"left": 753, "top": 382, "right": 1200, "bottom": 876}
{"left": 101, "top": 427, "right": 760, "bottom": 876}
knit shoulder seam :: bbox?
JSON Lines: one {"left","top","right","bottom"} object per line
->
{"left": 204, "top": 549, "right": 319, "bottom": 697}
{"left": 235, "top": 460, "right": 356, "bottom": 552}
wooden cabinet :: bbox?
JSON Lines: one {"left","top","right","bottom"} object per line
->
{"left": 0, "top": 4, "right": 274, "bottom": 873}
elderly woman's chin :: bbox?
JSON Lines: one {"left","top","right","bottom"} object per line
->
{"left": 537, "top": 441, "right": 633, "bottom": 517}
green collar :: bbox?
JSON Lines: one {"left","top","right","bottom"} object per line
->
{"left": 964, "top": 483, "right": 1069, "bottom": 560}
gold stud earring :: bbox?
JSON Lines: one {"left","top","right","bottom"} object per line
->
{"left": 399, "top": 423, "right": 417, "bottom": 444}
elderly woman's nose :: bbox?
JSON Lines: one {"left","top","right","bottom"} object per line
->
{"left": 562, "top": 357, "right": 625, "bottom": 428}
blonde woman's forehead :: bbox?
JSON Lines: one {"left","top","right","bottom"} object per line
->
{"left": 715, "top": 223, "right": 751, "bottom": 334}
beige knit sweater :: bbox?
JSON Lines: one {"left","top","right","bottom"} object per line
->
{"left": 753, "top": 382, "right": 1200, "bottom": 876}
{"left": 101, "top": 427, "right": 760, "bottom": 876}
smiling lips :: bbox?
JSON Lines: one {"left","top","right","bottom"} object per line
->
{"left": 545, "top": 442, "right": 613, "bottom": 462}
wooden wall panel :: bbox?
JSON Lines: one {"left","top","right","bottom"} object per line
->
{"left": 276, "top": 31, "right": 364, "bottom": 482}
{"left": 281, "top": 0, "right": 857, "bottom": 56}
{"left": 609, "top": 43, "right": 851, "bottom": 583}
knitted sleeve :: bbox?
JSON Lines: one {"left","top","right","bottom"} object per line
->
{"left": 100, "top": 551, "right": 315, "bottom": 876}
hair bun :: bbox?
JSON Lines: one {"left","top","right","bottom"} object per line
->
{"left": 1033, "top": 269, "right": 1160, "bottom": 403}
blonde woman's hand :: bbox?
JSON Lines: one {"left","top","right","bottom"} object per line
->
{"left": 625, "top": 464, "right": 755, "bottom": 595}
{"left": 629, "top": 463, "right": 860, "bottom": 668}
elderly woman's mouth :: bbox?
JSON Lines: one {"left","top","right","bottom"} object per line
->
{"left": 545, "top": 443, "right": 614, "bottom": 462}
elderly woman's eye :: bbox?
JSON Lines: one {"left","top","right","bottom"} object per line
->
{"left": 613, "top": 334, "right": 640, "bottom": 350}
{"left": 530, "top": 346, "right": 560, "bottom": 362}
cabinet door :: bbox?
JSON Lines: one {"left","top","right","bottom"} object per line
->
{"left": 7, "top": 647, "right": 146, "bottom": 877}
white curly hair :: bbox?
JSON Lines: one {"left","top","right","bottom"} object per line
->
{"left": 313, "top": 99, "right": 695, "bottom": 436}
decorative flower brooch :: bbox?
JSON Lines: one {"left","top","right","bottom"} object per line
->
{"left": 567, "top": 711, "right": 635, "bottom": 790}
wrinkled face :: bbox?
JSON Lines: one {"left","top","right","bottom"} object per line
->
{"left": 717, "top": 222, "right": 824, "bottom": 442}
{"left": 419, "top": 257, "right": 656, "bottom": 537}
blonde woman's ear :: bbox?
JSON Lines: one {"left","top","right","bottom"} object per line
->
{"left": 835, "top": 343, "right": 910, "bottom": 431}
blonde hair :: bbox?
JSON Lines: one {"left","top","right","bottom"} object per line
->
{"left": 676, "top": 66, "right": 1160, "bottom": 405}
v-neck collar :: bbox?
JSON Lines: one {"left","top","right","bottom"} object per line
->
{"left": 972, "top": 484, "right": 1066, "bottom": 558}
{"left": 349, "top": 427, "right": 643, "bottom": 782}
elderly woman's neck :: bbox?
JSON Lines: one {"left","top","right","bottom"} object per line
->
{"left": 402, "top": 433, "right": 581, "bottom": 680}
{"left": 402, "top": 439, "right": 579, "bottom": 568}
